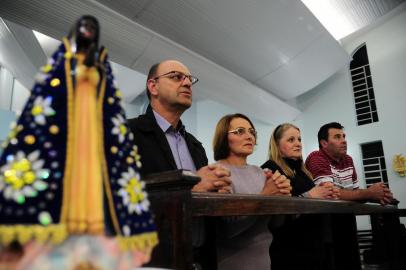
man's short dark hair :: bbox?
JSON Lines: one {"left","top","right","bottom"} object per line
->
{"left": 318, "top": 122, "right": 344, "bottom": 149}
{"left": 145, "top": 62, "right": 160, "bottom": 100}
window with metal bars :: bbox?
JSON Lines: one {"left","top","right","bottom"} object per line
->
{"left": 350, "top": 44, "right": 378, "bottom": 126}
{"left": 360, "top": 141, "right": 388, "bottom": 187}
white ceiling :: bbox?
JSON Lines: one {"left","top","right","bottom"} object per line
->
{"left": 93, "top": 0, "right": 351, "bottom": 100}
{"left": 303, "top": 0, "right": 406, "bottom": 39}
{"left": 0, "top": 0, "right": 404, "bottom": 124}
{"left": 0, "top": 18, "right": 42, "bottom": 89}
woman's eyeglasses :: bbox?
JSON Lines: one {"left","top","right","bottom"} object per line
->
{"left": 153, "top": 71, "right": 199, "bottom": 85}
{"left": 228, "top": 127, "right": 257, "bottom": 138}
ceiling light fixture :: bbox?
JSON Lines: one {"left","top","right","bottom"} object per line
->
{"left": 301, "top": 0, "right": 355, "bottom": 40}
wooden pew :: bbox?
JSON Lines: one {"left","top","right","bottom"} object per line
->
{"left": 145, "top": 170, "right": 403, "bottom": 270}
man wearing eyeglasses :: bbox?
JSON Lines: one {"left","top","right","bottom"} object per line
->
{"left": 128, "top": 60, "right": 232, "bottom": 193}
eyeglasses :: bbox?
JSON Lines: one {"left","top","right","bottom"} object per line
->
{"left": 153, "top": 71, "right": 199, "bottom": 85}
{"left": 228, "top": 127, "right": 257, "bottom": 138}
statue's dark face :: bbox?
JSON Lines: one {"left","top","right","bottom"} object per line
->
{"left": 70, "top": 15, "right": 100, "bottom": 51}
{"left": 78, "top": 17, "right": 98, "bottom": 42}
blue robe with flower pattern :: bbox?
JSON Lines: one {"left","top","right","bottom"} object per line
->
{"left": 0, "top": 38, "right": 157, "bottom": 251}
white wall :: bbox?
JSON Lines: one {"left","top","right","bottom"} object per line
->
{"left": 295, "top": 9, "right": 406, "bottom": 228}
{"left": 0, "top": 70, "right": 26, "bottom": 149}
{"left": 0, "top": 108, "right": 16, "bottom": 152}
{"left": 181, "top": 101, "right": 197, "bottom": 136}
{"left": 0, "top": 66, "right": 14, "bottom": 111}
{"left": 11, "top": 79, "right": 30, "bottom": 112}
{"left": 123, "top": 102, "right": 143, "bottom": 119}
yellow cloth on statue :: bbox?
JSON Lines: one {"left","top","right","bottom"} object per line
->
{"left": 64, "top": 55, "right": 104, "bottom": 234}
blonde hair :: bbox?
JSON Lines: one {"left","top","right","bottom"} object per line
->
{"left": 268, "top": 123, "right": 313, "bottom": 179}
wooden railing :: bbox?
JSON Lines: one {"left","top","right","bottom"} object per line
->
{"left": 145, "top": 170, "right": 404, "bottom": 270}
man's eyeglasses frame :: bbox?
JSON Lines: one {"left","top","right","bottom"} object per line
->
{"left": 152, "top": 71, "right": 199, "bottom": 85}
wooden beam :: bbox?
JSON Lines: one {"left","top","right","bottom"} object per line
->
{"left": 192, "top": 192, "right": 399, "bottom": 216}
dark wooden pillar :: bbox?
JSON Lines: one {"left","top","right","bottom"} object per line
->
{"left": 144, "top": 170, "right": 199, "bottom": 270}
{"left": 370, "top": 213, "right": 403, "bottom": 269}
{"left": 329, "top": 214, "right": 362, "bottom": 270}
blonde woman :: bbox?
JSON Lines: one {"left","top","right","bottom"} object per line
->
{"left": 261, "top": 123, "right": 338, "bottom": 270}
{"left": 262, "top": 123, "right": 337, "bottom": 198}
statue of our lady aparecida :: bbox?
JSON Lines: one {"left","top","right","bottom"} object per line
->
{"left": 0, "top": 15, "right": 158, "bottom": 270}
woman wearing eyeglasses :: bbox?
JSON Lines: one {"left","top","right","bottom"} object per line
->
{"left": 261, "top": 123, "right": 338, "bottom": 270}
{"left": 212, "top": 113, "right": 291, "bottom": 270}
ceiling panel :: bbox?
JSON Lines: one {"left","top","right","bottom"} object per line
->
{"left": 98, "top": 0, "right": 326, "bottom": 82}
{"left": 5, "top": 21, "right": 46, "bottom": 70}
{"left": 0, "top": 0, "right": 153, "bottom": 67}
{"left": 338, "top": 0, "right": 405, "bottom": 28}
{"left": 95, "top": 0, "right": 350, "bottom": 100}
{"left": 93, "top": 0, "right": 151, "bottom": 19}
{"left": 0, "top": 0, "right": 301, "bottom": 124}
{"left": 0, "top": 19, "right": 37, "bottom": 89}
{"left": 302, "top": 0, "right": 406, "bottom": 39}
{"left": 256, "top": 33, "right": 350, "bottom": 100}
{"left": 1, "top": 0, "right": 402, "bottom": 123}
